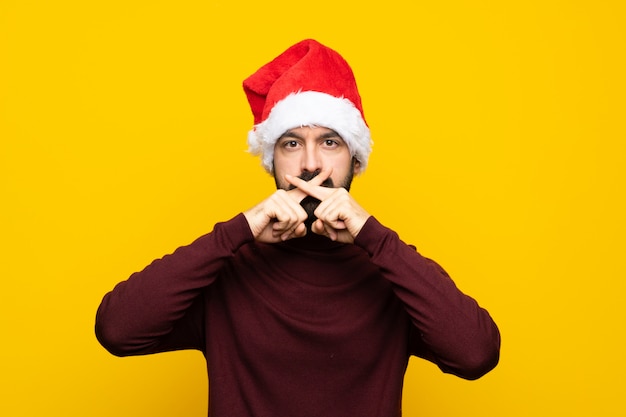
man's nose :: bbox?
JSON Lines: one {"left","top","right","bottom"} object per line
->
{"left": 302, "top": 146, "right": 322, "bottom": 173}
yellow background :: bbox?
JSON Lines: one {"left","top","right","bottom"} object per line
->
{"left": 1, "top": 1, "right": 624, "bottom": 416}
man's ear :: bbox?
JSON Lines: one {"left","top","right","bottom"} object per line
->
{"left": 353, "top": 158, "right": 362, "bottom": 175}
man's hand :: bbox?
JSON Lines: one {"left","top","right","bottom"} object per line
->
{"left": 285, "top": 174, "right": 371, "bottom": 243}
{"left": 243, "top": 169, "right": 334, "bottom": 243}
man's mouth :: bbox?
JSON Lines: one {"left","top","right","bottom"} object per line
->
{"left": 288, "top": 170, "right": 335, "bottom": 190}
{"left": 290, "top": 171, "right": 334, "bottom": 226}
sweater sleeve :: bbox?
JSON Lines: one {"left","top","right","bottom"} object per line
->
{"left": 354, "top": 216, "right": 500, "bottom": 380}
{"left": 95, "top": 213, "right": 254, "bottom": 357}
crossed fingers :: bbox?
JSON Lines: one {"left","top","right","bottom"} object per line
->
{"left": 285, "top": 167, "right": 334, "bottom": 204}
{"left": 285, "top": 169, "right": 369, "bottom": 242}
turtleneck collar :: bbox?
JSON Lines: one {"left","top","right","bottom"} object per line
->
{"left": 278, "top": 230, "right": 345, "bottom": 252}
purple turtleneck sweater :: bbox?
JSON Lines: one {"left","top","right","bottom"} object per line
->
{"left": 96, "top": 214, "right": 500, "bottom": 417}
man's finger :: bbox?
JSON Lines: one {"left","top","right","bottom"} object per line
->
{"left": 306, "top": 167, "right": 333, "bottom": 187}
{"left": 285, "top": 170, "right": 333, "bottom": 201}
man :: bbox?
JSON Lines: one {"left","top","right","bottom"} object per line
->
{"left": 96, "top": 39, "right": 500, "bottom": 417}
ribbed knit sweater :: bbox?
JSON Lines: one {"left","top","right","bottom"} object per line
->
{"left": 96, "top": 214, "right": 500, "bottom": 417}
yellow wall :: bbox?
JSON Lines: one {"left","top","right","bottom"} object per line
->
{"left": 1, "top": 1, "right": 624, "bottom": 416}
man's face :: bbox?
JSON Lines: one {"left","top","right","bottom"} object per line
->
{"left": 273, "top": 126, "right": 360, "bottom": 190}
{"left": 272, "top": 126, "right": 360, "bottom": 221}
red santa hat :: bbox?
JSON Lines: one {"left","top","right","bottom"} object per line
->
{"left": 243, "top": 39, "right": 372, "bottom": 173}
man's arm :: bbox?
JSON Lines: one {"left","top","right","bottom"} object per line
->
{"left": 286, "top": 175, "right": 500, "bottom": 379}
{"left": 355, "top": 217, "right": 500, "bottom": 380}
{"left": 95, "top": 214, "right": 254, "bottom": 356}
{"left": 96, "top": 168, "right": 333, "bottom": 356}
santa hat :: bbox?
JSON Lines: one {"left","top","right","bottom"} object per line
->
{"left": 243, "top": 39, "right": 372, "bottom": 173}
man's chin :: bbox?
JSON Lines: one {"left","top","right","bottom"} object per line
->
{"left": 299, "top": 195, "right": 322, "bottom": 227}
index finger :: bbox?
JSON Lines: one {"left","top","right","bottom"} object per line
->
{"left": 295, "top": 166, "right": 333, "bottom": 187}
{"left": 285, "top": 168, "right": 334, "bottom": 201}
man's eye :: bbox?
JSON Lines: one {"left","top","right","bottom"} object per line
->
{"left": 324, "top": 140, "right": 338, "bottom": 147}
{"left": 284, "top": 140, "right": 298, "bottom": 148}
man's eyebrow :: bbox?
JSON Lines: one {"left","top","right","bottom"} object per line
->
{"left": 318, "top": 130, "right": 342, "bottom": 140}
{"left": 278, "top": 129, "right": 342, "bottom": 141}
{"left": 278, "top": 130, "right": 304, "bottom": 140}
